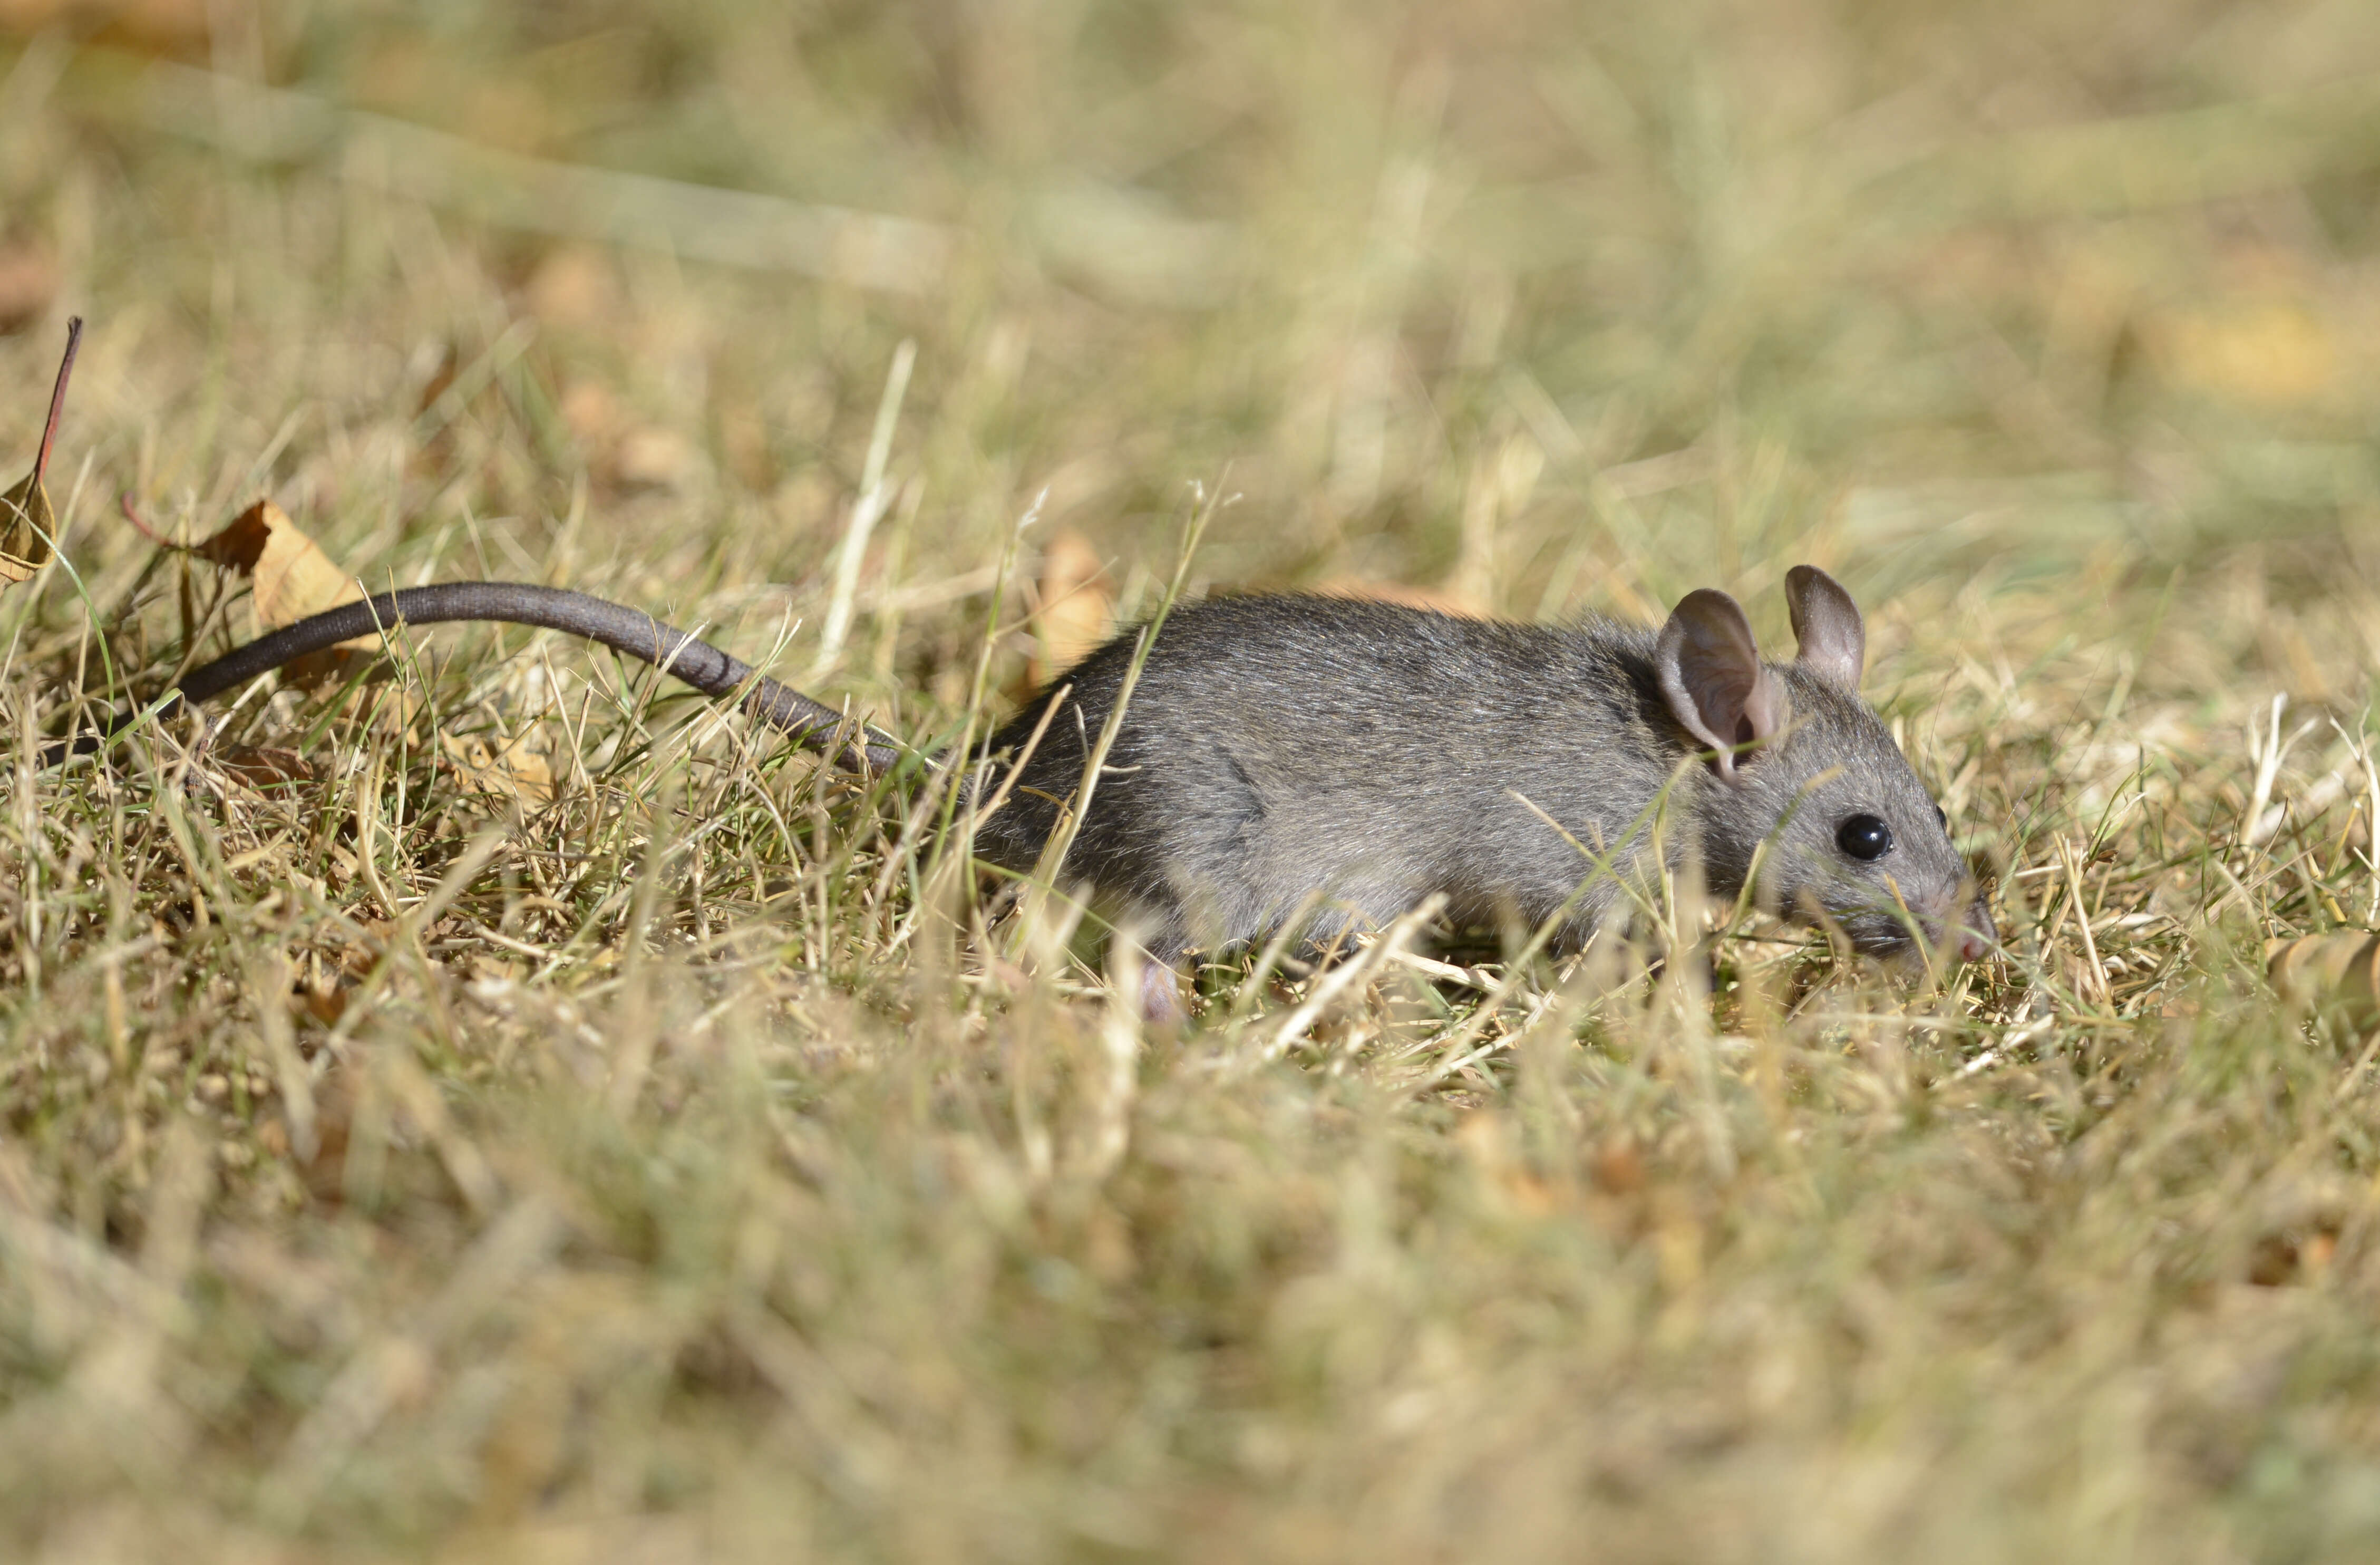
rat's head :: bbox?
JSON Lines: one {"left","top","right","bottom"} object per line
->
{"left": 1653, "top": 565, "right": 1994, "bottom": 965}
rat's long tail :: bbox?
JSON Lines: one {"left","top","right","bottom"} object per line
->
{"left": 42, "top": 581, "right": 905, "bottom": 773}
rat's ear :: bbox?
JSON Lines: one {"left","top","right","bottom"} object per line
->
{"left": 1656, "top": 588, "right": 1786, "bottom": 777}
{"left": 1784, "top": 564, "right": 1864, "bottom": 688}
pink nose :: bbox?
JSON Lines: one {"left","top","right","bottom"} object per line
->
{"left": 1953, "top": 899, "right": 1996, "bottom": 964}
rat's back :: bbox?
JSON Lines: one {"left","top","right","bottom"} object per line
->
{"left": 972, "top": 595, "right": 1691, "bottom": 963}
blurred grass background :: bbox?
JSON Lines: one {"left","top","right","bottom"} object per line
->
{"left": 7, "top": 0, "right": 2380, "bottom": 1559}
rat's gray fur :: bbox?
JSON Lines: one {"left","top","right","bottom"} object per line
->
{"left": 970, "top": 577, "right": 1990, "bottom": 987}
{"left": 74, "top": 567, "right": 1985, "bottom": 1013}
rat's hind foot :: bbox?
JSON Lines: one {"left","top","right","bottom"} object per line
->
{"left": 1138, "top": 951, "right": 1188, "bottom": 1025}
{"left": 1139, "top": 959, "right": 1185, "bottom": 1024}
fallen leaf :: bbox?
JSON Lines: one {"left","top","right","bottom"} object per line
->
{"left": 299, "top": 984, "right": 347, "bottom": 1027}
{"left": 191, "top": 499, "right": 361, "bottom": 631}
{"left": 410, "top": 343, "right": 469, "bottom": 478}
{"left": 125, "top": 491, "right": 378, "bottom": 677}
{"left": 612, "top": 425, "right": 697, "bottom": 490}
{"left": 440, "top": 729, "right": 556, "bottom": 808}
{"left": 2155, "top": 297, "right": 2339, "bottom": 409}
{"left": 1589, "top": 1136, "right": 1645, "bottom": 1196}
{"left": 209, "top": 745, "right": 319, "bottom": 793}
{"left": 521, "top": 245, "right": 620, "bottom": 328}
{"left": 0, "top": 236, "right": 57, "bottom": 334}
{"left": 293, "top": 1063, "right": 356, "bottom": 1205}
{"left": 414, "top": 343, "right": 461, "bottom": 419}
{"left": 0, "top": 314, "right": 81, "bottom": 587}
{"left": 2266, "top": 932, "right": 2380, "bottom": 1031}
{"left": 2248, "top": 1228, "right": 2339, "bottom": 1287}
{"left": 1315, "top": 577, "right": 1482, "bottom": 616}
{"left": 0, "top": 0, "right": 212, "bottom": 56}
{"left": 186, "top": 498, "right": 375, "bottom": 679}
{"left": 558, "top": 379, "right": 617, "bottom": 447}
{"left": 1029, "top": 528, "right": 1115, "bottom": 686}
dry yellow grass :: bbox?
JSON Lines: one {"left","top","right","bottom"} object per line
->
{"left": 7, "top": 2, "right": 2380, "bottom": 1559}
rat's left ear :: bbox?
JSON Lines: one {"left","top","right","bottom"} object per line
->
{"left": 1784, "top": 565, "right": 1864, "bottom": 688}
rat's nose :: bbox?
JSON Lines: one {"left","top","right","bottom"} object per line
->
{"left": 1954, "top": 896, "right": 1996, "bottom": 964}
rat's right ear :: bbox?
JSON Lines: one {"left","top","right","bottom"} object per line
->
{"left": 1784, "top": 564, "right": 1864, "bottom": 688}
{"left": 1655, "top": 588, "right": 1785, "bottom": 777}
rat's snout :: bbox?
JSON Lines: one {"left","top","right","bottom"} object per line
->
{"left": 1949, "top": 894, "right": 1995, "bottom": 964}
{"left": 1907, "top": 889, "right": 1995, "bottom": 965}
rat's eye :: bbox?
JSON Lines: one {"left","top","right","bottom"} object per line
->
{"left": 1836, "top": 814, "right": 1894, "bottom": 861}
{"left": 1935, "top": 804, "right": 1948, "bottom": 829}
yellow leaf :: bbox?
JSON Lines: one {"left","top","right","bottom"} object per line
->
{"left": 192, "top": 499, "right": 366, "bottom": 635}
{"left": 186, "top": 499, "right": 374, "bottom": 681}
{"left": 2267, "top": 932, "right": 2380, "bottom": 1031}
{"left": 0, "top": 462, "right": 54, "bottom": 584}
{"left": 0, "top": 315, "right": 81, "bottom": 588}
{"left": 1315, "top": 577, "right": 1483, "bottom": 616}
{"left": 439, "top": 730, "right": 556, "bottom": 808}
{"left": 2156, "top": 298, "right": 2339, "bottom": 409}
{"left": 1028, "top": 528, "right": 1116, "bottom": 688}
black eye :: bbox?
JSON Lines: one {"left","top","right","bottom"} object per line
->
{"left": 1935, "top": 803, "right": 1947, "bottom": 829}
{"left": 1836, "top": 814, "right": 1894, "bottom": 861}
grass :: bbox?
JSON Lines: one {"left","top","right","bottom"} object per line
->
{"left": 6, "top": 0, "right": 2380, "bottom": 1558}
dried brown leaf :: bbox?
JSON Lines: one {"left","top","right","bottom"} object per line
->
{"left": 521, "top": 246, "right": 621, "bottom": 328}
{"left": 1314, "top": 577, "right": 1483, "bottom": 617}
{"left": 0, "top": 465, "right": 53, "bottom": 584}
{"left": 184, "top": 499, "right": 375, "bottom": 680}
{"left": 0, "top": 236, "right": 57, "bottom": 335}
{"left": 192, "top": 500, "right": 364, "bottom": 634}
{"left": 1029, "top": 528, "right": 1115, "bottom": 687}
{"left": 440, "top": 730, "right": 556, "bottom": 809}
{"left": 0, "top": 0, "right": 212, "bottom": 55}
{"left": 2266, "top": 932, "right": 2380, "bottom": 1031}
{"left": 0, "top": 315, "right": 80, "bottom": 588}
{"left": 209, "top": 745, "right": 319, "bottom": 793}
{"left": 2155, "top": 298, "right": 2339, "bottom": 409}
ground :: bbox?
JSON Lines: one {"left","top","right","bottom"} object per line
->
{"left": 5, "top": 1, "right": 2380, "bottom": 1559}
